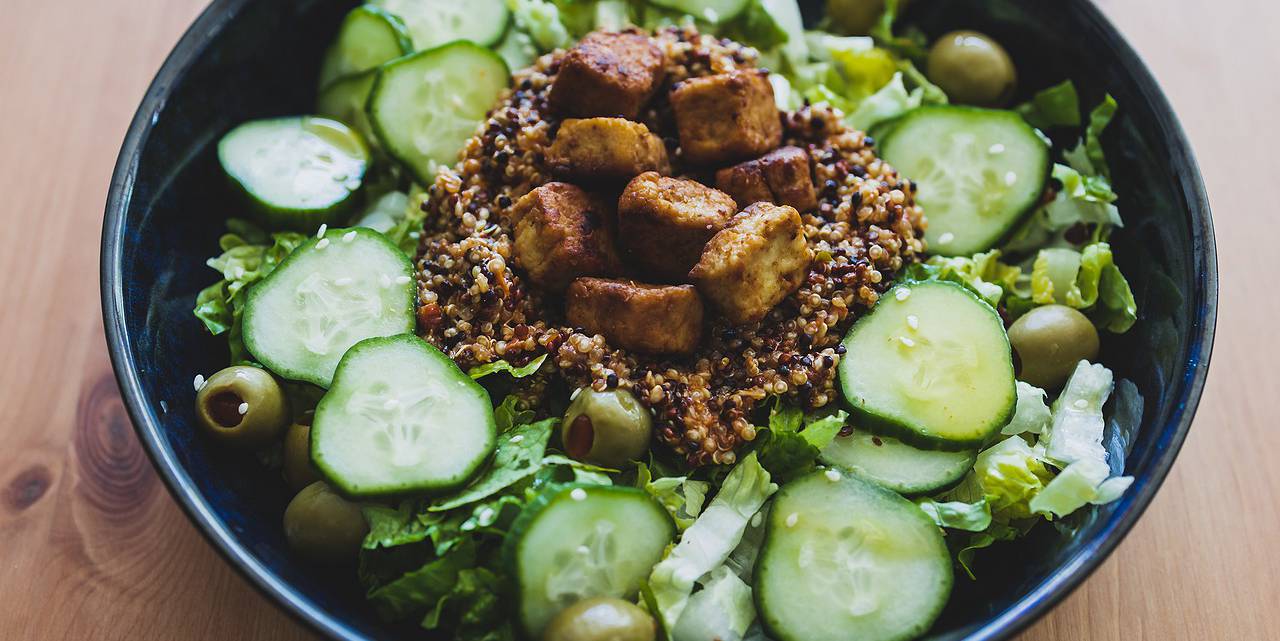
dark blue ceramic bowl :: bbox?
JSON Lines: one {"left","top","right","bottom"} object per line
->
{"left": 101, "top": 1, "right": 1216, "bottom": 639}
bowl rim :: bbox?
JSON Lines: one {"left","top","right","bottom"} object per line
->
{"left": 100, "top": 1, "right": 1218, "bottom": 639}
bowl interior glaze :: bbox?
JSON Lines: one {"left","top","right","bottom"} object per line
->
{"left": 102, "top": 1, "right": 1215, "bottom": 639}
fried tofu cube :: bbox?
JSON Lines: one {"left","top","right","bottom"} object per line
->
{"left": 670, "top": 70, "right": 782, "bottom": 165}
{"left": 566, "top": 277, "right": 704, "bottom": 355}
{"left": 715, "top": 146, "right": 818, "bottom": 212}
{"left": 548, "top": 31, "right": 667, "bottom": 119}
{"left": 617, "top": 172, "right": 738, "bottom": 282}
{"left": 546, "top": 118, "right": 671, "bottom": 181}
{"left": 509, "top": 182, "right": 623, "bottom": 292}
{"left": 690, "top": 202, "right": 811, "bottom": 325}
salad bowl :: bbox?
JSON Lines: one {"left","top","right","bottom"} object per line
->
{"left": 101, "top": 0, "right": 1216, "bottom": 639}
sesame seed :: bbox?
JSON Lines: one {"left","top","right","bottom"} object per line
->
{"left": 1073, "top": 398, "right": 1088, "bottom": 409}
{"left": 342, "top": 231, "right": 357, "bottom": 243}
{"left": 937, "top": 232, "right": 955, "bottom": 244}
{"left": 785, "top": 513, "right": 799, "bottom": 528}
{"left": 335, "top": 277, "right": 353, "bottom": 286}
{"left": 824, "top": 469, "right": 842, "bottom": 482}
{"left": 899, "top": 336, "right": 915, "bottom": 347}
{"left": 895, "top": 288, "right": 911, "bottom": 301}
{"left": 160, "top": 400, "right": 169, "bottom": 413}
{"left": 315, "top": 238, "right": 330, "bottom": 249}
{"left": 1004, "top": 171, "right": 1018, "bottom": 186}
{"left": 510, "top": 434, "right": 525, "bottom": 443}
{"left": 237, "top": 402, "right": 249, "bottom": 415}
{"left": 988, "top": 143, "right": 1005, "bottom": 154}
{"left": 570, "top": 488, "right": 588, "bottom": 501}
{"left": 193, "top": 374, "right": 205, "bottom": 391}
{"left": 907, "top": 315, "right": 919, "bottom": 330}
{"left": 569, "top": 387, "right": 583, "bottom": 401}
{"left": 316, "top": 224, "right": 327, "bottom": 238}
{"left": 395, "top": 275, "right": 412, "bottom": 285}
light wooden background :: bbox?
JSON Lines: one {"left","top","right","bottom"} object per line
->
{"left": 1, "top": 0, "right": 1275, "bottom": 639}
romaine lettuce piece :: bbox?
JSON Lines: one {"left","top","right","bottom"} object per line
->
{"left": 1002, "top": 381, "right": 1052, "bottom": 436}
{"left": 1015, "top": 80, "right": 1081, "bottom": 130}
{"left": 671, "top": 567, "right": 756, "bottom": 641}
{"left": 1043, "top": 361, "right": 1113, "bottom": 466}
{"left": 972, "top": 436, "right": 1053, "bottom": 521}
{"left": 914, "top": 497, "right": 993, "bottom": 532}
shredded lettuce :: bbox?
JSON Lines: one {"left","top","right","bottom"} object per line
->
{"left": 367, "top": 541, "right": 477, "bottom": 621}
{"left": 756, "top": 401, "right": 848, "bottom": 482}
{"left": 671, "top": 567, "right": 756, "bottom": 641}
{"left": 1064, "top": 94, "right": 1118, "bottom": 180}
{"left": 428, "top": 419, "right": 556, "bottom": 511}
{"left": 1015, "top": 80, "right": 1081, "bottom": 130}
{"left": 467, "top": 353, "right": 547, "bottom": 380}
{"left": 971, "top": 436, "right": 1053, "bottom": 522}
{"left": 647, "top": 452, "right": 777, "bottom": 633}
{"left": 507, "top": 0, "right": 573, "bottom": 50}
{"left": 635, "top": 462, "right": 711, "bottom": 531}
{"left": 911, "top": 249, "right": 1022, "bottom": 307}
{"left": 1043, "top": 361, "right": 1113, "bottom": 466}
{"left": 1029, "top": 458, "right": 1132, "bottom": 517}
{"left": 915, "top": 497, "right": 993, "bottom": 532}
{"left": 1027, "top": 243, "right": 1136, "bottom": 332}
{"left": 1002, "top": 382, "right": 1052, "bottom": 436}
{"left": 845, "top": 71, "right": 919, "bottom": 131}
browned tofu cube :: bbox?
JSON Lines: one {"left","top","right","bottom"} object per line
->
{"left": 670, "top": 70, "right": 782, "bottom": 165}
{"left": 548, "top": 31, "right": 667, "bottom": 119}
{"left": 617, "top": 172, "right": 738, "bottom": 282}
{"left": 566, "top": 277, "right": 704, "bottom": 355}
{"left": 509, "top": 182, "right": 623, "bottom": 292}
{"left": 546, "top": 118, "right": 671, "bottom": 181}
{"left": 715, "top": 146, "right": 818, "bottom": 212}
{"left": 690, "top": 202, "right": 811, "bottom": 325}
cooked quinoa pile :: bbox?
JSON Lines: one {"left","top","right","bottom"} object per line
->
{"left": 414, "top": 26, "right": 927, "bottom": 466}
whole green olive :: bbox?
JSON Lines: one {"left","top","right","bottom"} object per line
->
{"left": 542, "top": 597, "right": 656, "bottom": 641}
{"left": 282, "top": 413, "right": 322, "bottom": 491}
{"left": 561, "top": 388, "right": 653, "bottom": 468}
{"left": 826, "top": 0, "right": 887, "bottom": 35}
{"left": 1007, "top": 304, "right": 1100, "bottom": 390}
{"left": 926, "top": 30, "right": 1017, "bottom": 107}
{"left": 195, "top": 365, "right": 290, "bottom": 447}
{"left": 283, "top": 481, "right": 367, "bottom": 563}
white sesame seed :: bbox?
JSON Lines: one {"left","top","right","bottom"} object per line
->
{"left": 907, "top": 315, "right": 919, "bottom": 330}
{"left": 237, "top": 402, "right": 249, "bottom": 415}
{"left": 316, "top": 224, "right": 327, "bottom": 239}
{"left": 988, "top": 143, "right": 1006, "bottom": 154}
{"left": 409, "top": 231, "right": 420, "bottom": 239}
{"left": 1004, "top": 171, "right": 1018, "bottom": 186}
{"left": 899, "top": 336, "right": 916, "bottom": 347}
{"left": 335, "top": 277, "right": 353, "bottom": 286}
{"left": 510, "top": 434, "right": 525, "bottom": 443}
{"left": 342, "top": 231, "right": 357, "bottom": 243}
{"left": 570, "top": 387, "right": 583, "bottom": 401}
{"left": 477, "top": 507, "right": 495, "bottom": 523}
{"left": 937, "top": 232, "right": 955, "bottom": 244}
{"left": 570, "top": 488, "right": 588, "bottom": 501}
{"left": 1073, "top": 398, "right": 1088, "bottom": 409}
{"left": 825, "top": 469, "right": 842, "bottom": 482}
{"left": 160, "top": 400, "right": 169, "bottom": 413}
{"left": 193, "top": 374, "right": 205, "bottom": 391}
{"left": 394, "top": 275, "right": 412, "bottom": 285}
{"left": 785, "top": 513, "right": 799, "bottom": 528}
{"left": 895, "top": 288, "right": 911, "bottom": 301}
{"left": 316, "top": 238, "right": 330, "bottom": 249}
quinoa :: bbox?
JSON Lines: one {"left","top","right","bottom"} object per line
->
{"left": 414, "top": 27, "right": 927, "bottom": 467}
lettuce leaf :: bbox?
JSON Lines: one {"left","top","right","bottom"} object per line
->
{"left": 1064, "top": 94, "right": 1118, "bottom": 180}
{"left": 971, "top": 436, "right": 1053, "bottom": 522}
{"left": 915, "top": 497, "right": 993, "bottom": 532}
{"left": 507, "top": 0, "right": 572, "bottom": 50}
{"left": 1015, "top": 80, "right": 1081, "bottom": 130}
{"left": 636, "top": 463, "right": 711, "bottom": 531}
{"left": 467, "top": 353, "right": 547, "bottom": 380}
{"left": 1025, "top": 242, "right": 1136, "bottom": 332}
{"left": 1002, "top": 382, "right": 1052, "bottom": 436}
{"left": 868, "top": 0, "right": 928, "bottom": 60}
{"left": 756, "top": 401, "right": 848, "bottom": 482}
{"left": 428, "top": 419, "right": 556, "bottom": 511}
{"left": 367, "top": 541, "right": 476, "bottom": 621}
{"left": 914, "top": 249, "right": 1022, "bottom": 307}
{"left": 422, "top": 567, "right": 514, "bottom": 641}
{"left": 671, "top": 567, "right": 756, "bottom": 641}
{"left": 647, "top": 452, "right": 777, "bottom": 633}
{"left": 1043, "top": 361, "right": 1113, "bottom": 467}
{"left": 845, "top": 71, "right": 919, "bottom": 131}
{"left": 1029, "top": 458, "right": 1131, "bottom": 517}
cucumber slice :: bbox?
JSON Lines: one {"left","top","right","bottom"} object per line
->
{"left": 837, "top": 281, "right": 1015, "bottom": 449}
{"left": 317, "top": 70, "right": 379, "bottom": 152}
{"left": 820, "top": 429, "right": 977, "bottom": 496}
{"left": 879, "top": 106, "right": 1049, "bottom": 256}
{"left": 754, "top": 471, "right": 952, "bottom": 641}
{"left": 373, "top": 0, "right": 510, "bottom": 50}
{"left": 368, "top": 41, "right": 509, "bottom": 184}
{"left": 648, "top": 0, "right": 750, "bottom": 23}
{"left": 312, "top": 334, "right": 496, "bottom": 496}
{"left": 242, "top": 227, "right": 415, "bottom": 387}
{"left": 318, "top": 6, "right": 413, "bottom": 90}
{"left": 217, "top": 117, "right": 369, "bottom": 231}
{"left": 506, "top": 484, "right": 675, "bottom": 637}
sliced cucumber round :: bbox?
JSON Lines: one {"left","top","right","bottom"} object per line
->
{"left": 879, "top": 106, "right": 1049, "bottom": 256}
{"left": 318, "top": 5, "right": 413, "bottom": 91}
{"left": 820, "top": 429, "right": 977, "bottom": 496}
{"left": 317, "top": 70, "right": 379, "bottom": 152}
{"left": 837, "top": 280, "right": 1016, "bottom": 450}
{"left": 217, "top": 117, "right": 369, "bottom": 231}
{"left": 648, "top": 0, "right": 750, "bottom": 23}
{"left": 754, "top": 471, "right": 952, "bottom": 641}
{"left": 368, "top": 41, "right": 509, "bottom": 184}
{"left": 373, "top": 0, "right": 510, "bottom": 50}
{"left": 242, "top": 227, "right": 415, "bottom": 387}
{"left": 505, "top": 484, "right": 675, "bottom": 637}
{"left": 312, "top": 334, "right": 496, "bottom": 497}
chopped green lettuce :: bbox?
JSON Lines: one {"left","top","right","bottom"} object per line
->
{"left": 914, "top": 497, "right": 993, "bottom": 532}
{"left": 1002, "top": 382, "right": 1052, "bottom": 436}
{"left": 971, "top": 436, "right": 1053, "bottom": 522}
{"left": 1015, "top": 80, "right": 1081, "bottom": 130}
{"left": 756, "top": 400, "right": 848, "bottom": 482}
{"left": 507, "top": 0, "right": 572, "bottom": 50}
{"left": 636, "top": 463, "right": 711, "bottom": 531}
{"left": 428, "top": 418, "right": 556, "bottom": 511}
{"left": 1043, "top": 361, "right": 1113, "bottom": 467}
{"left": 1029, "top": 458, "right": 1131, "bottom": 517}
{"left": 868, "top": 0, "right": 927, "bottom": 60}
{"left": 467, "top": 353, "right": 547, "bottom": 379}
{"left": 912, "top": 249, "right": 1022, "bottom": 307}
{"left": 845, "top": 71, "right": 919, "bottom": 131}
{"left": 1028, "top": 243, "right": 1136, "bottom": 332}
{"left": 671, "top": 567, "right": 756, "bottom": 641}
{"left": 1064, "top": 94, "right": 1118, "bottom": 180}
{"left": 367, "top": 542, "right": 476, "bottom": 621}
{"left": 647, "top": 452, "right": 777, "bottom": 633}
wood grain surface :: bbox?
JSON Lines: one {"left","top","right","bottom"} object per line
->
{"left": 0, "top": 0, "right": 1274, "bottom": 639}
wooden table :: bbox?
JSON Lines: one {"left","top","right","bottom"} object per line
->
{"left": 1, "top": 0, "right": 1275, "bottom": 639}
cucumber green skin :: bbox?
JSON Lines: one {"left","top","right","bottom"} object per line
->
{"left": 374, "top": 0, "right": 511, "bottom": 49}
{"left": 754, "top": 471, "right": 953, "bottom": 641}
{"left": 502, "top": 484, "right": 675, "bottom": 636}
{"left": 366, "top": 40, "right": 510, "bottom": 186}
{"left": 317, "top": 5, "right": 414, "bottom": 91}
{"left": 879, "top": 105, "right": 1051, "bottom": 256}
{"left": 217, "top": 117, "right": 370, "bottom": 232}
{"left": 838, "top": 280, "right": 1016, "bottom": 451}
{"left": 311, "top": 334, "right": 497, "bottom": 497}
{"left": 240, "top": 228, "right": 415, "bottom": 387}
{"left": 819, "top": 435, "right": 977, "bottom": 497}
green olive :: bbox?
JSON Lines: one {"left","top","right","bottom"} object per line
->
{"left": 282, "top": 413, "right": 322, "bottom": 491}
{"left": 283, "top": 482, "right": 367, "bottom": 563}
{"left": 542, "top": 597, "right": 656, "bottom": 641}
{"left": 561, "top": 388, "right": 653, "bottom": 468}
{"left": 194, "top": 365, "right": 290, "bottom": 447}
{"left": 926, "top": 30, "right": 1017, "bottom": 107}
{"left": 1007, "top": 304, "right": 1100, "bottom": 390}
{"left": 825, "top": 0, "right": 910, "bottom": 35}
